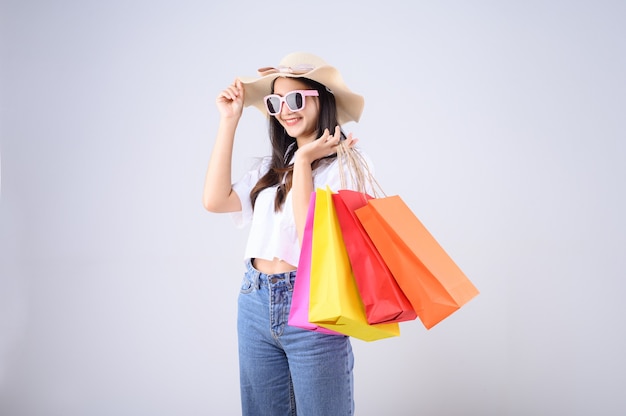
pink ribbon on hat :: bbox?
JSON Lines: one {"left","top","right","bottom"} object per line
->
{"left": 257, "top": 64, "right": 316, "bottom": 77}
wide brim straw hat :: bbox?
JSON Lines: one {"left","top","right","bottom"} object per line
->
{"left": 238, "top": 52, "right": 364, "bottom": 125}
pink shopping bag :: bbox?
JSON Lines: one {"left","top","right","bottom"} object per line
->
{"left": 288, "top": 192, "right": 342, "bottom": 335}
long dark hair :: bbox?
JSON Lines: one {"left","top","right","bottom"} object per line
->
{"left": 250, "top": 77, "right": 346, "bottom": 212}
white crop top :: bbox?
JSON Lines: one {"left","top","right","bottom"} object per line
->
{"left": 231, "top": 147, "right": 374, "bottom": 267}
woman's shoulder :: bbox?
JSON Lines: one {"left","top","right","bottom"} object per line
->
{"left": 249, "top": 156, "right": 272, "bottom": 172}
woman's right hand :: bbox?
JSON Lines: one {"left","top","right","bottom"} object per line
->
{"left": 216, "top": 78, "right": 245, "bottom": 120}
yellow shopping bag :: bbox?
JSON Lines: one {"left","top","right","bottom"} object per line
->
{"left": 308, "top": 187, "right": 400, "bottom": 341}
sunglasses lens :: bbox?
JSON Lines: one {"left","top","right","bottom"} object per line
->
{"left": 286, "top": 92, "right": 304, "bottom": 111}
{"left": 265, "top": 96, "right": 281, "bottom": 114}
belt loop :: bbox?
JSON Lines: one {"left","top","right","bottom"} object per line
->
{"left": 246, "top": 259, "right": 261, "bottom": 289}
{"left": 254, "top": 269, "right": 261, "bottom": 290}
{"left": 286, "top": 270, "right": 296, "bottom": 290}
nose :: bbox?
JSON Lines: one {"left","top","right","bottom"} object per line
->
{"left": 279, "top": 100, "right": 292, "bottom": 115}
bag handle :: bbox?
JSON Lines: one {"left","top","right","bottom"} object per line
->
{"left": 336, "top": 142, "right": 386, "bottom": 198}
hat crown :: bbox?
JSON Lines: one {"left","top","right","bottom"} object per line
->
{"left": 279, "top": 52, "right": 328, "bottom": 71}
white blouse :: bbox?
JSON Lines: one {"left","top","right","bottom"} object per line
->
{"left": 231, "top": 147, "right": 373, "bottom": 267}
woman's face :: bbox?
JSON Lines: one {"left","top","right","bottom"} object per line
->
{"left": 272, "top": 77, "right": 320, "bottom": 144}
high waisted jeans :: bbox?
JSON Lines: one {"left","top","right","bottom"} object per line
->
{"left": 237, "top": 259, "right": 354, "bottom": 416}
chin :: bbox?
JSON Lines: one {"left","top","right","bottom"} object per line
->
{"left": 285, "top": 128, "right": 302, "bottom": 138}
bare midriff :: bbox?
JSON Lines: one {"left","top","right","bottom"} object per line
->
{"left": 253, "top": 257, "right": 297, "bottom": 275}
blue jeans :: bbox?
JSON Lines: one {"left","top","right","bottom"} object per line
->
{"left": 237, "top": 259, "right": 354, "bottom": 416}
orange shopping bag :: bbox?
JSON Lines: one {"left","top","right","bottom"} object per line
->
{"left": 355, "top": 195, "right": 479, "bottom": 329}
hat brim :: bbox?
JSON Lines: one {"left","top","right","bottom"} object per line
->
{"left": 239, "top": 66, "right": 364, "bottom": 125}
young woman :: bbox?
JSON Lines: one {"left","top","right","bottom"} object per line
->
{"left": 202, "top": 52, "right": 367, "bottom": 416}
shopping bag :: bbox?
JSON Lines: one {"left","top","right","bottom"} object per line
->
{"left": 288, "top": 192, "right": 342, "bottom": 335}
{"left": 355, "top": 195, "right": 479, "bottom": 329}
{"left": 308, "top": 187, "right": 400, "bottom": 341}
{"left": 332, "top": 189, "right": 417, "bottom": 325}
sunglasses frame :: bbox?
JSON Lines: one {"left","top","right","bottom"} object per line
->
{"left": 263, "top": 89, "right": 320, "bottom": 115}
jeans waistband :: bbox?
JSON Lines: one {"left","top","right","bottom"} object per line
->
{"left": 245, "top": 258, "right": 297, "bottom": 286}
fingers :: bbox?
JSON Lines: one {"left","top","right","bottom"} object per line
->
{"left": 235, "top": 78, "right": 245, "bottom": 101}
{"left": 319, "top": 126, "right": 360, "bottom": 151}
{"left": 322, "top": 126, "right": 342, "bottom": 145}
{"left": 345, "top": 132, "right": 359, "bottom": 147}
{"left": 215, "top": 79, "right": 246, "bottom": 119}
{"left": 333, "top": 125, "right": 340, "bottom": 139}
{"left": 217, "top": 79, "right": 244, "bottom": 102}
{"left": 321, "top": 128, "right": 331, "bottom": 143}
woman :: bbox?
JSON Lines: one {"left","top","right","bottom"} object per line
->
{"left": 203, "top": 52, "right": 367, "bottom": 415}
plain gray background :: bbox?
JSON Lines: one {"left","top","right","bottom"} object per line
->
{"left": 1, "top": 0, "right": 625, "bottom": 415}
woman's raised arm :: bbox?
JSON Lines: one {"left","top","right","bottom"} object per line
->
{"left": 202, "top": 79, "right": 245, "bottom": 213}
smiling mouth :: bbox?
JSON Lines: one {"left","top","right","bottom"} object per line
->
{"left": 282, "top": 117, "right": 300, "bottom": 126}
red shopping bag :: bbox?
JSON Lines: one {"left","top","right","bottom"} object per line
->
{"left": 332, "top": 189, "right": 417, "bottom": 325}
{"left": 288, "top": 192, "right": 342, "bottom": 335}
{"left": 355, "top": 195, "right": 479, "bottom": 329}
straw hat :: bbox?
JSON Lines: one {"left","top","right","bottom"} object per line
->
{"left": 238, "top": 52, "right": 364, "bottom": 125}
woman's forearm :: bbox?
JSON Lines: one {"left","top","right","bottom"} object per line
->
{"left": 202, "top": 117, "right": 242, "bottom": 213}
{"left": 292, "top": 157, "right": 315, "bottom": 245}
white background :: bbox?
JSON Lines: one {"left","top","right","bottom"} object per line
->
{"left": 1, "top": 1, "right": 625, "bottom": 415}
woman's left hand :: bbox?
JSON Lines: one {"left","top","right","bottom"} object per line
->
{"left": 295, "top": 126, "right": 359, "bottom": 165}
{"left": 291, "top": 126, "right": 358, "bottom": 244}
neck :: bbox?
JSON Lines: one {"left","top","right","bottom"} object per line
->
{"left": 295, "top": 133, "right": 317, "bottom": 149}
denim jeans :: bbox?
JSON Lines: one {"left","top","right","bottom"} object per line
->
{"left": 237, "top": 259, "right": 354, "bottom": 416}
